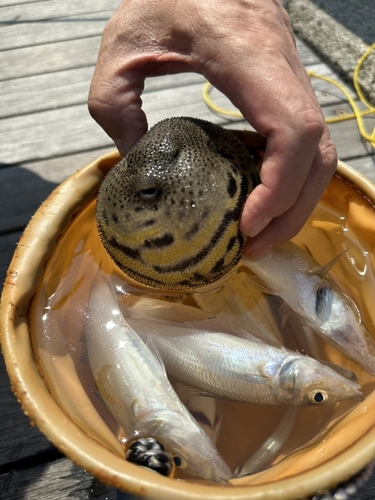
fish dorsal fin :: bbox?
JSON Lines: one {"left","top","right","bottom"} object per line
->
{"left": 228, "top": 325, "right": 267, "bottom": 344}
{"left": 300, "top": 243, "right": 313, "bottom": 257}
{"left": 174, "top": 380, "right": 220, "bottom": 400}
{"left": 306, "top": 249, "right": 348, "bottom": 277}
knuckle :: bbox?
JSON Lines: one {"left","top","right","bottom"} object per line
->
{"left": 314, "top": 133, "right": 339, "bottom": 184}
{"left": 297, "top": 107, "right": 325, "bottom": 143}
{"left": 87, "top": 94, "right": 103, "bottom": 121}
{"left": 320, "top": 134, "right": 338, "bottom": 170}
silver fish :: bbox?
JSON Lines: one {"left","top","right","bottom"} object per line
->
{"left": 244, "top": 241, "right": 375, "bottom": 376}
{"left": 120, "top": 309, "right": 363, "bottom": 406}
{"left": 85, "top": 270, "right": 231, "bottom": 484}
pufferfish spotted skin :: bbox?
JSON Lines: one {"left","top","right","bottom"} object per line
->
{"left": 96, "top": 117, "right": 260, "bottom": 291}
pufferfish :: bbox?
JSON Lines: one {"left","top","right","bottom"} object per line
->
{"left": 96, "top": 117, "right": 260, "bottom": 291}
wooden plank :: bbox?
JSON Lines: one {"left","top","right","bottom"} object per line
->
{"left": 0, "top": 0, "right": 120, "bottom": 23}
{"left": 359, "top": 473, "right": 375, "bottom": 500}
{"left": 306, "top": 62, "right": 357, "bottom": 106}
{"left": 0, "top": 104, "right": 112, "bottom": 164}
{"left": 0, "top": 78, "right": 372, "bottom": 165}
{"left": 347, "top": 155, "right": 375, "bottom": 185}
{"left": 0, "top": 0, "right": 46, "bottom": 6}
{"left": 0, "top": 59, "right": 357, "bottom": 122}
{"left": 0, "top": 336, "right": 53, "bottom": 467}
{"left": 0, "top": 147, "right": 115, "bottom": 233}
{"left": 0, "top": 0, "right": 48, "bottom": 7}
{"left": 0, "top": 10, "right": 114, "bottom": 51}
{"left": 0, "top": 34, "right": 317, "bottom": 84}
{"left": 0, "top": 12, "right": 316, "bottom": 66}
{"left": 5, "top": 60, "right": 353, "bottom": 122}
{"left": 295, "top": 37, "right": 320, "bottom": 65}
{"left": 0, "top": 455, "right": 374, "bottom": 500}
{"left": 1, "top": 439, "right": 374, "bottom": 500}
{"left": 0, "top": 66, "right": 95, "bottom": 119}
{"left": 201, "top": 63, "right": 357, "bottom": 118}
{"left": 0, "top": 457, "right": 121, "bottom": 500}
{"left": 0, "top": 81, "right": 228, "bottom": 164}
{"left": 0, "top": 148, "right": 111, "bottom": 469}
{"left": 0, "top": 36, "right": 102, "bottom": 81}
{"left": 0, "top": 70, "right": 206, "bottom": 119}
{"left": 324, "top": 105, "right": 375, "bottom": 161}
{"left": 0, "top": 231, "right": 21, "bottom": 288}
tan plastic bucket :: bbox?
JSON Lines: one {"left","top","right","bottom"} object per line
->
{"left": 1, "top": 131, "right": 375, "bottom": 499}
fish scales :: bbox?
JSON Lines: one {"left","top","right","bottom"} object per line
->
{"left": 121, "top": 311, "right": 363, "bottom": 406}
{"left": 85, "top": 270, "right": 231, "bottom": 483}
{"left": 96, "top": 117, "right": 260, "bottom": 290}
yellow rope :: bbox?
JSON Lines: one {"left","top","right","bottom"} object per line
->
{"left": 202, "top": 43, "right": 375, "bottom": 148}
{"left": 202, "top": 81, "right": 243, "bottom": 118}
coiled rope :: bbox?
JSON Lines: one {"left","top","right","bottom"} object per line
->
{"left": 203, "top": 43, "right": 375, "bottom": 149}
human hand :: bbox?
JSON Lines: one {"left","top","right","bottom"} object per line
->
{"left": 88, "top": 0, "right": 337, "bottom": 258}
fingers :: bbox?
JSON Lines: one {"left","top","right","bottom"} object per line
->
{"left": 89, "top": 66, "right": 148, "bottom": 155}
{"left": 88, "top": 5, "right": 150, "bottom": 156}
{"left": 194, "top": 3, "right": 338, "bottom": 255}
{"left": 243, "top": 128, "right": 338, "bottom": 258}
{"left": 88, "top": 0, "right": 338, "bottom": 255}
{"left": 88, "top": 0, "right": 195, "bottom": 155}
{"left": 236, "top": 75, "right": 338, "bottom": 257}
{"left": 239, "top": 107, "right": 326, "bottom": 237}
{"left": 206, "top": 61, "right": 337, "bottom": 255}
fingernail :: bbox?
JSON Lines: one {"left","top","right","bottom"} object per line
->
{"left": 245, "top": 244, "right": 272, "bottom": 260}
{"left": 246, "top": 218, "right": 272, "bottom": 238}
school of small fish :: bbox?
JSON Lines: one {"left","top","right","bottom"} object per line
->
{"left": 86, "top": 117, "right": 375, "bottom": 483}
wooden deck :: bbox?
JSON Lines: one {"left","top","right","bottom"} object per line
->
{"left": 1, "top": 1, "right": 375, "bottom": 498}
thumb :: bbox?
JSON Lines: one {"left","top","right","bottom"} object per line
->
{"left": 88, "top": 67, "right": 148, "bottom": 156}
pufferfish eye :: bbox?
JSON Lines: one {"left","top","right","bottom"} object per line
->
{"left": 136, "top": 187, "right": 163, "bottom": 201}
{"left": 309, "top": 390, "right": 327, "bottom": 404}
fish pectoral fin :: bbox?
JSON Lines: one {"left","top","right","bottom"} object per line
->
{"left": 145, "top": 337, "right": 167, "bottom": 375}
{"left": 245, "top": 274, "right": 277, "bottom": 295}
{"left": 279, "top": 303, "right": 291, "bottom": 328}
{"left": 307, "top": 249, "right": 349, "bottom": 277}
{"left": 79, "top": 348, "right": 89, "bottom": 364}
{"left": 174, "top": 380, "right": 222, "bottom": 403}
{"left": 89, "top": 383, "right": 105, "bottom": 404}
{"left": 259, "top": 361, "right": 280, "bottom": 380}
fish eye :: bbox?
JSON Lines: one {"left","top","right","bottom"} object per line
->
{"left": 309, "top": 390, "right": 327, "bottom": 404}
{"left": 136, "top": 187, "right": 163, "bottom": 201}
{"left": 174, "top": 455, "right": 188, "bottom": 470}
